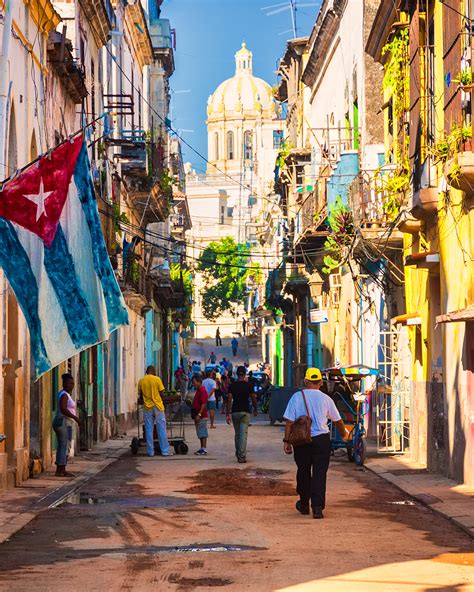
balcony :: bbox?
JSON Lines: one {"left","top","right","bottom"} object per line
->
{"left": 121, "top": 260, "right": 152, "bottom": 315}
{"left": 151, "top": 267, "right": 173, "bottom": 304}
{"left": 149, "top": 18, "right": 175, "bottom": 75}
{"left": 47, "top": 31, "right": 88, "bottom": 104}
{"left": 349, "top": 171, "right": 403, "bottom": 245}
{"left": 292, "top": 184, "right": 329, "bottom": 263}
{"left": 78, "top": 0, "right": 114, "bottom": 46}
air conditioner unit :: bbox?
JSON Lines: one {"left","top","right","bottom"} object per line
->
{"left": 329, "top": 273, "right": 342, "bottom": 289}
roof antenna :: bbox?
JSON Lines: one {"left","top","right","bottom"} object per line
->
{"left": 262, "top": 1, "right": 319, "bottom": 39}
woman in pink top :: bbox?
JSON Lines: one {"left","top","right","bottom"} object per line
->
{"left": 52, "top": 373, "right": 80, "bottom": 477}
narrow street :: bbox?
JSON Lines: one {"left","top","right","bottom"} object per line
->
{"left": 0, "top": 414, "right": 472, "bottom": 592}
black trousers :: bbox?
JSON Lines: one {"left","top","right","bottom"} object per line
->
{"left": 293, "top": 433, "right": 331, "bottom": 509}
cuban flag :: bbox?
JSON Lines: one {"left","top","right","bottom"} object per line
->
{"left": 0, "top": 135, "right": 128, "bottom": 378}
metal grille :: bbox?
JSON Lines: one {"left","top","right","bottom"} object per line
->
{"left": 376, "top": 329, "right": 412, "bottom": 454}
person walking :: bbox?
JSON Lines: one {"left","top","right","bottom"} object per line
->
{"left": 226, "top": 366, "right": 258, "bottom": 463}
{"left": 52, "top": 373, "right": 80, "bottom": 477}
{"left": 174, "top": 365, "right": 188, "bottom": 397}
{"left": 283, "top": 368, "right": 348, "bottom": 519}
{"left": 215, "top": 327, "right": 222, "bottom": 347}
{"left": 242, "top": 317, "right": 247, "bottom": 336}
{"left": 231, "top": 337, "right": 238, "bottom": 357}
{"left": 202, "top": 370, "right": 217, "bottom": 428}
{"left": 208, "top": 351, "right": 217, "bottom": 364}
{"left": 138, "top": 366, "right": 173, "bottom": 457}
{"left": 191, "top": 374, "right": 209, "bottom": 455}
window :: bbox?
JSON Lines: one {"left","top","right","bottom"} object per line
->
{"left": 226, "top": 131, "right": 234, "bottom": 159}
{"left": 273, "top": 130, "right": 283, "bottom": 149}
{"left": 244, "top": 130, "right": 253, "bottom": 160}
{"left": 214, "top": 132, "right": 219, "bottom": 160}
{"left": 220, "top": 205, "right": 225, "bottom": 224}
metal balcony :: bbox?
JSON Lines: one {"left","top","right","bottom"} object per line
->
{"left": 47, "top": 31, "right": 88, "bottom": 104}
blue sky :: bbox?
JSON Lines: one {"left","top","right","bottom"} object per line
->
{"left": 163, "top": 0, "right": 321, "bottom": 170}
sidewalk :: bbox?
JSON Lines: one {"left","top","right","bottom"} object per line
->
{"left": 0, "top": 437, "right": 129, "bottom": 544}
{"left": 365, "top": 448, "right": 474, "bottom": 538}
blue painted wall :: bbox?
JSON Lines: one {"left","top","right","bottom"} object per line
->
{"left": 327, "top": 151, "right": 360, "bottom": 211}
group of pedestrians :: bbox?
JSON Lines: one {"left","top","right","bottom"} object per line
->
{"left": 52, "top": 354, "right": 346, "bottom": 521}
{"left": 191, "top": 364, "right": 258, "bottom": 462}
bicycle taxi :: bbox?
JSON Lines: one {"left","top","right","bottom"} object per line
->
{"left": 322, "top": 365, "right": 379, "bottom": 466}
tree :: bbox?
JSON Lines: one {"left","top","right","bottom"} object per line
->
{"left": 197, "top": 236, "right": 260, "bottom": 321}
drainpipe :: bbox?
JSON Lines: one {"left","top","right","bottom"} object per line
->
{"left": 0, "top": 0, "right": 12, "bottom": 179}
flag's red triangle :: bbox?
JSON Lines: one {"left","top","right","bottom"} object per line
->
{"left": 0, "top": 135, "right": 84, "bottom": 247}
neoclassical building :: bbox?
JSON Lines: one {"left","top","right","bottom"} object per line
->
{"left": 186, "top": 43, "right": 283, "bottom": 338}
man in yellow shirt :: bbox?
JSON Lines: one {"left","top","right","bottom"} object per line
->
{"left": 138, "top": 366, "right": 172, "bottom": 457}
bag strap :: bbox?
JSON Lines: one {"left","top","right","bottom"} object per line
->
{"left": 301, "top": 390, "right": 310, "bottom": 417}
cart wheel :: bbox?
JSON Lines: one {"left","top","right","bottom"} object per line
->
{"left": 354, "top": 436, "right": 366, "bottom": 466}
{"left": 175, "top": 442, "right": 189, "bottom": 455}
{"left": 347, "top": 447, "right": 355, "bottom": 462}
{"left": 131, "top": 437, "right": 140, "bottom": 455}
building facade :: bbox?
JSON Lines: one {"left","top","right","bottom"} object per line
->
{"left": 0, "top": 0, "right": 190, "bottom": 491}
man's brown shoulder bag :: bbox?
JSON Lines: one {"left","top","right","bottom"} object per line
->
{"left": 288, "top": 390, "right": 312, "bottom": 447}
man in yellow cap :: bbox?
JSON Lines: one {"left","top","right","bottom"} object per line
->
{"left": 283, "top": 367, "right": 348, "bottom": 519}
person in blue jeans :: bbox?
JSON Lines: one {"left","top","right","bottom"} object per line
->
{"left": 52, "top": 373, "right": 80, "bottom": 477}
{"left": 226, "top": 366, "right": 258, "bottom": 463}
{"left": 138, "top": 366, "right": 173, "bottom": 457}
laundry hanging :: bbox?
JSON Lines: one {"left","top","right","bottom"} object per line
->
{"left": 0, "top": 135, "right": 128, "bottom": 378}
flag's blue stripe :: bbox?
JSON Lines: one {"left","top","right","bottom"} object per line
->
{"left": 44, "top": 225, "right": 99, "bottom": 348}
{"left": 73, "top": 143, "right": 129, "bottom": 331}
{"left": 0, "top": 218, "right": 51, "bottom": 375}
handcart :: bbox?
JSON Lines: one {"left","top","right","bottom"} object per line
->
{"left": 131, "top": 394, "right": 189, "bottom": 455}
{"left": 322, "top": 365, "right": 379, "bottom": 466}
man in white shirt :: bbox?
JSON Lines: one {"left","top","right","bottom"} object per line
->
{"left": 202, "top": 371, "right": 217, "bottom": 429}
{"left": 283, "top": 367, "right": 349, "bottom": 519}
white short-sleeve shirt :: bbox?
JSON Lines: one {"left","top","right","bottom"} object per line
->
{"left": 202, "top": 378, "right": 217, "bottom": 401}
{"left": 283, "top": 389, "right": 341, "bottom": 437}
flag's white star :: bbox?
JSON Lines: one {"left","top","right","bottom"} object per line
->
{"left": 23, "top": 178, "right": 53, "bottom": 222}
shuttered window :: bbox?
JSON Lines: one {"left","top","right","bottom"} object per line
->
{"left": 409, "top": 1, "right": 422, "bottom": 186}
{"left": 443, "top": 0, "right": 462, "bottom": 131}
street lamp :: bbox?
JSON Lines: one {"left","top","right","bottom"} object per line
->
{"left": 308, "top": 271, "right": 324, "bottom": 302}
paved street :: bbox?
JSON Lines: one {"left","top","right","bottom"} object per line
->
{"left": 189, "top": 336, "right": 261, "bottom": 369}
{"left": 0, "top": 413, "right": 472, "bottom": 592}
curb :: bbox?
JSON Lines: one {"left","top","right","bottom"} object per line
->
{"left": 365, "top": 461, "right": 474, "bottom": 540}
{"left": 0, "top": 443, "right": 128, "bottom": 544}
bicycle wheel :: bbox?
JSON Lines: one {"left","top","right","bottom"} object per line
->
{"left": 354, "top": 435, "right": 366, "bottom": 466}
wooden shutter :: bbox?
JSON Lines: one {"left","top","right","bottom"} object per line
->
{"left": 443, "top": 0, "right": 462, "bottom": 131}
{"left": 409, "top": 2, "right": 422, "bottom": 188}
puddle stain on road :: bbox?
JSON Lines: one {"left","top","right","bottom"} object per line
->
{"left": 65, "top": 493, "right": 193, "bottom": 509}
{"left": 183, "top": 467, "right": 294, "bottom": 496}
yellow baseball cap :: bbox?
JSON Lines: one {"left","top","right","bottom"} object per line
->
{"left": 305, "top": 367, "right": 322, "bottom": 381}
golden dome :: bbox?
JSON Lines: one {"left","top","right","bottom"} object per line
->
{"left": 207, "top": 43, "right": 276, "bottom": 120}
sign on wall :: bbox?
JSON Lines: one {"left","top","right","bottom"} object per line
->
{"left": 309, "top": 309, "right": 328, "bottom": 324}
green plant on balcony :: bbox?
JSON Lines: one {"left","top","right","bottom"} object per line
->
{"left": 430, "top": 124, "right": 472, "bottom": 163}
{"left": 112, "top": 203, "right": 130, "bottom": 237}
{"left": 375, "top": 159, "right": 410, "bottom": 221}
{"left": 454, "top": 68, "right": 473, "bottom": 87}
{"left": 275, "top": 139, "right": 292, "bottom": 172}
{"left": 131, "top": 260, "right": 140, "bottom": 285}
{"left": 382, "top": 27, "right": 409, "bottom": 118}
{"left": 430, "top": 124, "right": 472, "bottom": 187}
{"left": 322, "top": 196, "right": 354, "bottom": 274}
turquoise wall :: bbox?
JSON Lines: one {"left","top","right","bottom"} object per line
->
{"left": 327, "top": 151, "right": 360, "bottom": 211}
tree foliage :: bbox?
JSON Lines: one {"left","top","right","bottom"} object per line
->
{"left": 197, "top": 236, "right": 260, "bottom": 321}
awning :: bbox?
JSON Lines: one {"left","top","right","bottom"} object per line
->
{"left": 404, "top": 251, "right": 440, "bottom": 268}
{"left": 436, "top": 307, "right": 474, "bottom": 324}
{"left": 392, "top": 312, "right": 422, "bottom": 326}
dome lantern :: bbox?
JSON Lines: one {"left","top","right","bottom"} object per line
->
{"left": 235, "top": 42, "right": 252, "bottom": 75}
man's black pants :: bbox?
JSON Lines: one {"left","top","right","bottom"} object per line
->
{"left": 293, "top": 433, "right": 331, "bottom": 509}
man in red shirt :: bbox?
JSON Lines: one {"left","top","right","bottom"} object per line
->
{"left": 191, "top": 374, "right": 209, "bottom": 455}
